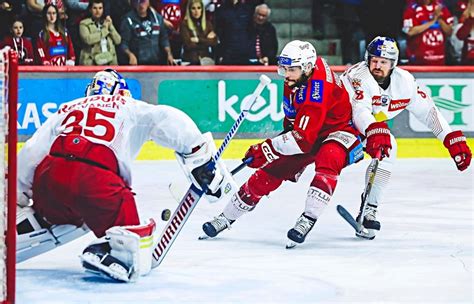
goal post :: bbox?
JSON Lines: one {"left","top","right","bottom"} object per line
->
{"left": 0, "top": 47, "right": 18, "bottom": 304}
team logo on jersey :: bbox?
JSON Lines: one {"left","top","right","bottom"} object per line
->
{"left": 381, "top": 95, "right": 391, "bottom": 106}
{"left": 295, "top": 85, "right": 307, "bottom": 104}
{"left": 351, "top": 78, "right": 362, "bottom": 90}
{"left": 388, "top": 98, "right": 410, "bottom": 111}
{"left": 310, "top": 80, "right": 323, "bottom": 103}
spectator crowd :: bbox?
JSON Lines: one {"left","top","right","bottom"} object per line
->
{"left": 0, "top": 0, "right": 472, "bottom": 66}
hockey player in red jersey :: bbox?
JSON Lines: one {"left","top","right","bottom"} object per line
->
{"left": 201, "top": 40, "right": 364, "bottom": 248}
{"left": 16, "top": 69, "right": 224, "bottom": 281}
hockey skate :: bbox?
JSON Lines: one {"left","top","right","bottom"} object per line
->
{"left": 201, "top": 213, "right": 234, "bottom": 239}
{"left": 355, "top": 203, "right": 380, "bottom": 240}
{"left": 81, "top": 241, "right": 133, "bottom": 282}
{"left": 286, "top": 213, "right": 317, "bottom": 249}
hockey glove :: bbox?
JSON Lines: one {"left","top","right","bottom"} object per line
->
{"left": 244, "top": 138, "right": 281, "bottom": 169}
{"left": 443, "top": 130, "right": 472, "bottom": 171}
{"left": 365, "top": 122, "right": 392, "bottom": 160}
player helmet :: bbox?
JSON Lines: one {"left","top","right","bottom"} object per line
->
{"left": 277, "top": 40, "right": 317, "bottom": 76}
{"left": 85, "top": 69, "right": 130, "bottom": 97}
{"left": 364, "top": 36, "right": 399, "bottom": 68}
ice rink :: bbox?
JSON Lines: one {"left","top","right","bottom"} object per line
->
{"left": 17, "top": 158, "right": 473, "bottom": 304}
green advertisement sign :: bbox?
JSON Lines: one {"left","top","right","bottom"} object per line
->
{"left": 158, "top": 79, "right": 284, "bottom": 134}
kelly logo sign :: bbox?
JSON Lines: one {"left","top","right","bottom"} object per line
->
{"left": 159, "top": 79, "right": 284, "bottom": 133}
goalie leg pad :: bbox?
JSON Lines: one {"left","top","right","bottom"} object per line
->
{"left": 80, "top": 219, "right": 156, "bottom": 282}
{"left": 17, "top": 206, "right": 90, "bottom": 263}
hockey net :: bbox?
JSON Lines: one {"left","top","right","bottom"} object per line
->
{"left": 0, "top": 48, "right": 18, "bottom": 304}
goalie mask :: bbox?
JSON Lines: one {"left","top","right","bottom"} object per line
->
{"left": 85, "top": 69, "right": 131, "bottom": 97}
{"left": 364, "top": 36, "right": 399, "bottom": 68}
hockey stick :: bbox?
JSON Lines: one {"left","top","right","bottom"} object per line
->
{"left": 151, "top": 75, "right": 271, "bottom": 268}
{"left": 337, "top": 150, "right": 381, "bottom": 235}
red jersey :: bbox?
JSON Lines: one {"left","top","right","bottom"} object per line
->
{"left": 36, "top": 30, "right": 75, "bottom": 66}
{"left": 0, "top": 36, "right": 35, "bottom": 65}
{"left": 403, "top": 2, "right": 453, "bottom": 65}
{"left": 282, "top": 57, "right": 358, "bottom": 153}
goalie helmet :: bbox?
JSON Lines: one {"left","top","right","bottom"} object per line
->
{"left": 277, "top": 40, "right": 317, "bottom": 76}
{"left": 364, "top": 36, "right": 399, "bottom": 68}
{"left": 85, "top": 69, "right": 130, "bottom": 97}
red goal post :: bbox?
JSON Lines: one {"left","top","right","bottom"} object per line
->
{"left": 0, "top": 48, "right": 18, "bottom": 304}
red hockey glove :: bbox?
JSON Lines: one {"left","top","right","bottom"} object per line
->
{"left": 244, "top": 139, "right": 281, "bottom": 169}
{"left": 365, "top": 122, "right": 392, "bottom": 160}
{"left": 443, "top": 130, "right": 472, "bottom": 171}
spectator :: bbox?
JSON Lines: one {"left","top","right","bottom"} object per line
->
{"left": 79, "top": 0, "right": 120, "bottom": 65}
{"left": 153, "top": 0, "right": 186, "bottom": 59}
{"left": 120, "top": 0, "right": 175, "bottom": 65}
{"left": 25, "top": 0, "right": 66, "bottom": 39}
{"left": 65, "top": 0, "right": 89, "bottom": 63}
{"left": 180, "top": 0, "right": 217, "bottom": 65}
{"left": 36, "top": 4, "right": 75, "bottom": 65}
{"left": 403, "top": 0, "right": 454, "bottom": 65}
{"left": 250, "top": 3, "right": 277, "bottom": 65}
{"left": 215, "top": 0, "right": 253, "bottom": 65}
{"left": 456, "top": 0, "right": 474, "bottom": 64}
{"left": 0, "top": 17, "right": 35, "bottom": 64}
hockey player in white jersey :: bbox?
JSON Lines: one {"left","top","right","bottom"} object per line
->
{"left": 16, "top": 69, "right": 224, "bottom": 282}
{"left": 340, "top": 36, "right": 472, "bottom": 239}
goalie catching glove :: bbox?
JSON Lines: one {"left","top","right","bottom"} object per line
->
{"left": 443, "top": 130, "right": 472, "bottom": 171}
{"left": 244, "top": 138, "right": 281, "bottom": 169}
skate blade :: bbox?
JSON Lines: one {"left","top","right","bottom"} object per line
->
{"left": 286, "top": 240, "right": 298, "bottom": 249}
{"left": 198, "top": 235, "right": 210, "bottom": 240}
{"left": 80, "top": 254, "right": 130, "bottom": 282}
{"left": 355, "top": 228, "right": 376, "bottom": 240}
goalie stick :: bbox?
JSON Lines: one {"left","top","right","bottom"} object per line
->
{"left": 151, "top": 75, "right": 271, "bottom": 268}
{"left": 337, "top": 151, "right": 381, "bottom": 238}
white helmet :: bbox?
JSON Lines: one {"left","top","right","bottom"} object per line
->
{"left": 85, "top": 69, "right": 130, "bottom": 97}
{"left": 277, "top": 40, "right": 317, "bottom": 76}
{"left": 364, "top": 36, "right": 399, "bottom": 68}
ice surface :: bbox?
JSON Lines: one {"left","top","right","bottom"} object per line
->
{"left": 17, "top": 159, "right": 473, "bottom": 303}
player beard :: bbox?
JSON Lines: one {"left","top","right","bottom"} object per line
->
{"left": 371, "top": 69, "right": 387, "bottom": 84}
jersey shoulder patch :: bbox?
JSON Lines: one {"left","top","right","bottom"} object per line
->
{"left": 309, "top": 80, "right": 324, "bottom": 103}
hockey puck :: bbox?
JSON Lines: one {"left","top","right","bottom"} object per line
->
{"left": 161, "top": 209, "right": 171, "bottom": 221}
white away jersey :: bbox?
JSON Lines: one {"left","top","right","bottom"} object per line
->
{"left": 341, "top": 62, "right": 452, "bottom": 138}
{"left": 18, "top": 94, "right": 206, "bottom": 194}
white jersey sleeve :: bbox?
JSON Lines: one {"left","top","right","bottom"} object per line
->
{"left": 405, "top": 87, "right": 453, "bottom": 141}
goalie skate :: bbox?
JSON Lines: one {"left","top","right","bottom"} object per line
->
{"left": 201, "top": 213, "right": 234, "bottom": 239}
{"left": 286, "top": 214, "right": 316, "bottom": 249}
{"left": 80, "top": 242, "right": 133, "bottom": 283}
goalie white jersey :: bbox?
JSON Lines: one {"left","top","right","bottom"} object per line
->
{"left": 340, "top": 62, "right": 453, "bottom": 139}
{"left": 18, "top": 95, "right": 206, "bottom": 195}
